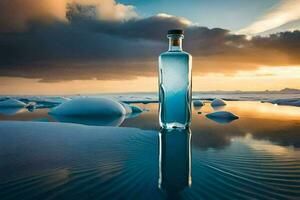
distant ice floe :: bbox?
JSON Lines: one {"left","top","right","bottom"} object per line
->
{"left": 49, "top": 97, "right": 126, "bottom": 126}
{"left": 193, "top": 100, "right": 204, "bottom": 107}
{"left": 114, "top": 94, "right": 158, "bottom": 104}
{"left": 211, "top": 98, "right": 226, "bottom": 107}
{"left": 0, "top": 98, "right": 26, "bottom": 115}
{"left": 0, "top": 98, "right": 26, "bottom": 108}
{"left": 122, "top": 99, "right": 158, "bottom": 104}
{"left": 19, "top": 96, "right": 71, "bottom": 109}
{"left": 263, "top": 99, "right": 300, "bottom": 107}
{"left": 206, "top": 111, "right": 239, "bottom": 124}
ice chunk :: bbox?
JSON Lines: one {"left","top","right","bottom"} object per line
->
{"left": 266, "top": 99, "right": 300, "bottom": 107}
{"left": 288, "top": 100, "right": 300, "bottom": 107}
{"left": 48, "top": 97, "right": 126, "bottom": 126}
{"left": 49, "top": 97, "right": 126, "bottom": 117}
{"left": 47, "top": 97, "right": 71, "bottom": 103}
{"left": 206, "top": 111, "right": 239, "bottom": 124}
{"left": 20, "top": 96, "right": 70, "bottom": 109}
{"left": 193, "top": 100, "right": 204, "bottom": 107}
{"left": 130, "top": 105, "right": 143, "bottom": 113}
{"left": 0, "top": 98, "right": 26, "bottom": 108}
{"left": 211, "top": 98, "right": 226, "bottom": 107}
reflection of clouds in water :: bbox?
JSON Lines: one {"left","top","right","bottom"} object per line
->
{"left": 42, "top": 169, "right": 71, "bottom": 188}
{"left": 192, "top": 130, "right": 231, "bottom": 150}
{"left": 122, "top": 102, "right": 300, "bottom": 149}
{"left": 0, "top": 107, "right": 25, "bottom": 115}
{"left": 249, "top": 126, "right": 300, "bottom": 148}
{"left": 192, "top": 118, "right": 300, "bottom": 150}
{"left": 225, "top": 101, "right": 300, "bottom": 120}
{"left": 237, "top": 134, "right": 298, "bottom": 156}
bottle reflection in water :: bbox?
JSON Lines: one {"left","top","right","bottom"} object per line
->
{"left": 159, "top": 29, "right": 192, "bottom": 129}
{"left": 158, "top": 128, "right": 192, "bottom": 197}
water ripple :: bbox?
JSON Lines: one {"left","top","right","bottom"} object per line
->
{"left": 0, "top": 124, "right": 300, "bottom": 199}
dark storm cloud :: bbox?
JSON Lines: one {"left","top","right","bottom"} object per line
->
{"left": 0, "top": 4, "right": 300, "bottom": 81}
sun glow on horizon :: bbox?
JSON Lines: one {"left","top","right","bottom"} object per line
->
{"left": 1, "top": 66, "right": 300, "bottom": 95}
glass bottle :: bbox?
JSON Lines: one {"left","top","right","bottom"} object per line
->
{"left": 159, "top": 29, "right": 192, "bottom": 129}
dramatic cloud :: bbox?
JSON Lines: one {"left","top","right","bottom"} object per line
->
{"left": 0, "top": 1, "right": 300, "bottom": 82}
{"left": 0, "top": 0, "right": 137, "bottom": 32}
{"left": 237, "top": 0, "right": 300, "bottom": 35}
{"left": 68, "top": 0, "right": 137, "bottom": 21}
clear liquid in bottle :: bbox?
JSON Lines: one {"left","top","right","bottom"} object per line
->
{"left": 159, "top": 29, "right": 192, "bottom": 129}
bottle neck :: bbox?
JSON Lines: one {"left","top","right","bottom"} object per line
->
{"left": 168, "top": 35, "right": 183, "bottom": 51}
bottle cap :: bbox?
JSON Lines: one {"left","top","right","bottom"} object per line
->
{"left": 167, "top": 29, "right": 184, "bottom": 35}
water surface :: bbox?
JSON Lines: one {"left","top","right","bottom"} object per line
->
{"left": 0, "top": 101, "right": 300, "bottom": 199}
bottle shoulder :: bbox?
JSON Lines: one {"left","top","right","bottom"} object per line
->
{"left": 159, "top": 50, "right": 191, "bottom": 58}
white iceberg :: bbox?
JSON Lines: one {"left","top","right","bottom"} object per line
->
{"left": 0, "top": 98, "right": 26, "bottom": 108}
{"left": 49, "top": 97, "right": 126, "bottom": 117}
{"left": 193, "top": 100, "right": 204, "bottom": 107}
{"left": 49, "top": 97, "right": 126, "bottom": 126}
{"left": 211, "top": 98, "right": 226, "bottom": 107}
{"left": 206, "top": 111, "right": 239, "bottom": 124}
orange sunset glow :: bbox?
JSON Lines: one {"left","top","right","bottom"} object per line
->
{"left": 1, "top": 66, "right": 300, "bottom": 95}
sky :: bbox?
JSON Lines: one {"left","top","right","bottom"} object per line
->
{"left": 0, "top": 0, "right": 300, "bottom": 95}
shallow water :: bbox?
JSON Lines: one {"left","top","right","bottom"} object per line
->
{"left": 0, "top": 101, "right": 300, "bottom": 199}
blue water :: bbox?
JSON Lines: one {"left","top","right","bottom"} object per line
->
{"left": 0, "top": 101, "right": 300, "bottom": 199}
{"left": 159, "top": 51, "right": 192, "bottom": 128}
